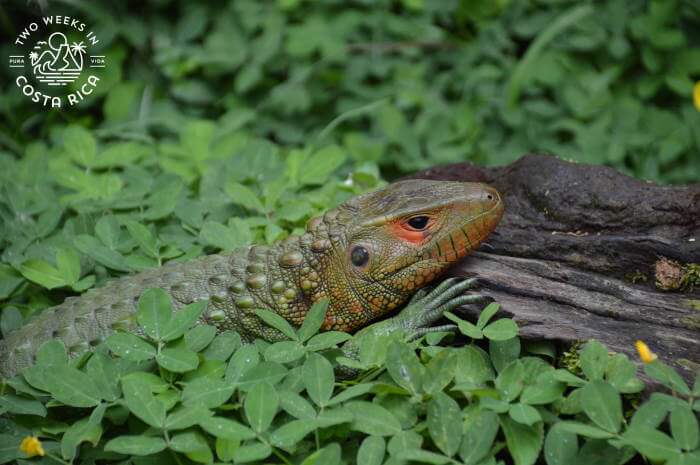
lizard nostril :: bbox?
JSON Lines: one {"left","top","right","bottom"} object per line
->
{"left": 486, "top": 193, "right": 493, "bottom": 201}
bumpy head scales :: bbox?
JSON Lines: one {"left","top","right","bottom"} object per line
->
{"left": 311, "top": 179, "right": 504, "bottom": 331}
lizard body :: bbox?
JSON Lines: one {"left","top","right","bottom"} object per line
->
{"left": 0, "top": 180, "right": 503, "bottom": 378}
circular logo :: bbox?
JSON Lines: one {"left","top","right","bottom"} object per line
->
{"left": 7, "top": 15, "right": 106, "bottom": 108}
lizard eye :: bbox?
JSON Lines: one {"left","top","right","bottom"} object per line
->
{"left": 350, "top": 246, "right": 369, "bottom": 267}
{"left": 406, "top": 215, "right": 430, "bottom": 231}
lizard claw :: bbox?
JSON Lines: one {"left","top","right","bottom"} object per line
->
{"left": 337, "top": 278, "right": 486, "bottom": 377}
{"left": 394, "top": 277, "right": 483, "bottom": 335}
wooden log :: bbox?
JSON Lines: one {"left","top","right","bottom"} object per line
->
{"left": 410, "top": 154, "right": 700, "bottom": 382}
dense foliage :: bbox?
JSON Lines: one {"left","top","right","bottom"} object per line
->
{"left": 1, "top": 0, "right": 699, "bottom": 182}
{"left": 1, "top": 0, "right": 698, "bottom": 464}
{"left": 1, "top": 289, "right": 699, "bottom": 465}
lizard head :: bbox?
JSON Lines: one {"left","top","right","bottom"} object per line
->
{"left": 310, "top": 179, "right": 504, "bottom": 330}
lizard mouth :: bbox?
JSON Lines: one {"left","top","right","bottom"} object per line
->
{"left": 430, "top": 189, "right": 504, "bottom": 263}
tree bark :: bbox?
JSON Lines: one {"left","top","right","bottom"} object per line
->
{"left": 409, "top": 154, "right": 700, "bottom": 383}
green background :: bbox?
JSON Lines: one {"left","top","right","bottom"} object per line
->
{"left": 1, "top": 2, "right": 699, "bottom": 465}
{"left": 2, "top": 0, "right": 699, "bottom": 183}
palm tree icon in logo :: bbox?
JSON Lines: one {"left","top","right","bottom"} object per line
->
{"left": 30, "top": 32, "right": 85, "bottom": 86}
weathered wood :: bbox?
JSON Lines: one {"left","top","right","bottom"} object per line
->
{"left": 410, "top": 154, "right": 700, "bottom": 381}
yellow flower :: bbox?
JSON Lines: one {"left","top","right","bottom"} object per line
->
{"left": 19, "top": 436, "right": 45, "bottom": 458}
{"left": 694, "top": 81, "right": 700, "bottom": 112}
{"left": 635, "top": 340, "right": 657, "bottom": 364}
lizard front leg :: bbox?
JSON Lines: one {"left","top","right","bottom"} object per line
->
{"left": 338, "top": 277, "right": 484, "bottom": 373}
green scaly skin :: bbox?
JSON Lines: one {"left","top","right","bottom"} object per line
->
{"left": 0, "top": 180, "right": 504, "bottom": 379}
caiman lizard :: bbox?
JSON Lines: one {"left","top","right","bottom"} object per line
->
{"left": 0, "top": 180, "right": 504, "bottom": 378}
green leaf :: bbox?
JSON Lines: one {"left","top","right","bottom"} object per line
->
{"left": 254, "top": 308, "right": 298, "bottom": 340}
{"left": 460, "top": 409, "right": 499, "bottom": 465}
{"left": 490, "top": 337, "right": 521, "bottom": 372}
{"left": 422, "top": 350, "right": 456, "bottom": 395}
{"left": 169, "top": 431, "right": 209, "bottom": 453}
{"left": 41, "top": 364, "right": 103, "bottom": 407}
{"left": 279, "top": 390, "right": 317, "bottom": 419}
{"left": 232, "top": 441, "right": 272, "bottom": 463}
{"left": 238, "top": 361, "right": 288, "bottom": 388}
{"left": 555, "top": 421, "right": 615, "bottom": 439}
{"left": 580, "top": 340, "right": 608, "bottom": 381}
{"left": 63, "top": 125, "right": 97, "bottom": 167}
{"left": 347, "top": 400, "right": 402, "bottom": 436}
{"left": 0, "top": 394, "right": 46, "bottom": 416}
{"left": 183, "top": 377, "right": 235, "bottom": 409}
{"left": 606, "top": 353, "right": 644, "bottom": 393}
{"left": 199, "top": 416, "right": 256, "bottom": 440}
{"left": 61, "top": 402, "right": 106, "bottom": 460}
{"left": 225, "top": 344, "right": 260, "bottom": 382}
{"left": 509, "top": 403, "right": 542, "bottom": 426}
{"left": 298, "top": 145, "right": 346, "bottom": 185}
{"left": 264, "top": 340, "right": 306, "bottom": 364}
{"left": 0, "top": 267, "right": 24, "bottom": 302}
{"left": 106, "top": 332, "right": 156, "bottom": 361}
{"left": 105, "top": 436, "right": 167, "bottom": 456}
{"left": 520, "top": 373, "right": 566, "bottom": 405}
{"left": 121, "top": 375, "right": 166, "bottom": 428}
{"left": 453, "top": 346, "right": 495, "bottom": 387}
{"left": 136, "top": 288, "right": 173, "bottom": 341}
{"left": 305, "top": 331, "right": 352, "bottom": 351}
{"left": 386, "top": 340, "right": 424, "bottom": 395}
{"left": 244, "top": 381, "right": 279, "bottom": 433}
{"left": 670, "top": 404, "right": 699, "bottom": 451}
{"left": 327, "top": 382, "right": 375, "bottom": 406}
{"left": 544, "top": 426, "right": 578, "bottom": 465}
{"left": 315, "top": 407, "right": 353, "bottom": 428}
{"left": 427, "top": 392, "right": 461, "bottom": 457}
{"left": 500, "top": 416, "right": 543, "bottom": 465}
{"left": 199, "top": 220, "right": 250, "bottom": 251}
{"left": 74, "top": 234, "right": 131, "bottom": 272}
{"left": 36, "top": 339, "right": 68, "bottom": 366}
{"left": 95, "top": 216, "right": 121, "bottom": 250}
{"left": 477, "top": 302, "right": 500, "bottom": 329}
{"left": 163, "top": 300, "right": 208, "bottom": 341}
{"left": 55, "top": 248, "right": 80, "bottom": 284}
{"left": 165, "top": 405, "right": 213, "bottom": 430}
{"left": 218, "top": 436, "right": 241, "bottom": 460}
{"left": 86, "top": 351, "right": 121, "bottom": 402}
{"left": 202, "top": 331, "right": 241, "bottom": 360}
{"left": 621, "top": 426, "right": 681, "bottom": 461}
{"left": 157, "top": 347, "right": 199, "bottom": 372}
{"left": 303, "top": 353, "right": 335, "bottom": 407}
{"left": 123, "top": 220, "right": 159, "bottom": 258}
{"left": 298, "top": 298, "right": 329, "bottom": 342}
{"left": 483, "top": 318, "right": 519, "bottom": 341}
{"left": 0, "top": 433, "right": 23, "bottom": 464}
{"left": 19, "top": 258, "right": 67, "bottom": 289}
{"left": 480, "top": 396, "right": 510, "bottom": 413}
{"left": 644, "top": 361, "right": 691, "bottom": 395}
{"left": 388, "top": 430, "right": 423, "bottom": 456}
{"left": 357, "top": 436, "right": 385, "bottom": 465}
{"left": 444, "top": 311, "right": 483, "bottom": 339}
{"left": 0, "top": 305, "right": 22, "bottom": 336}
{"left": 580, "top": 380, "right": 622, "bottom": 433}
{"left": 225, "top": 181, "right": 265, "bottom": 212}
{"left": 631, "top": 394, "right": 674, "bottom": 429}
{"left": 270, "top": 419, "right": 318, "bottom": 448}
{"left": 394, "top": 449, "right": 452, "bottom": 464}
{"left": 496, "top": 360, "right": 525, "bottom": 402}
{"left": 552, "top": 369, "right": 586, "bottom": 387}
{"left": 183, "top": 321, "right": 216, "bottom": 349}
{"left": 507, "top": 4, "right": 594, "bottom": 106}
